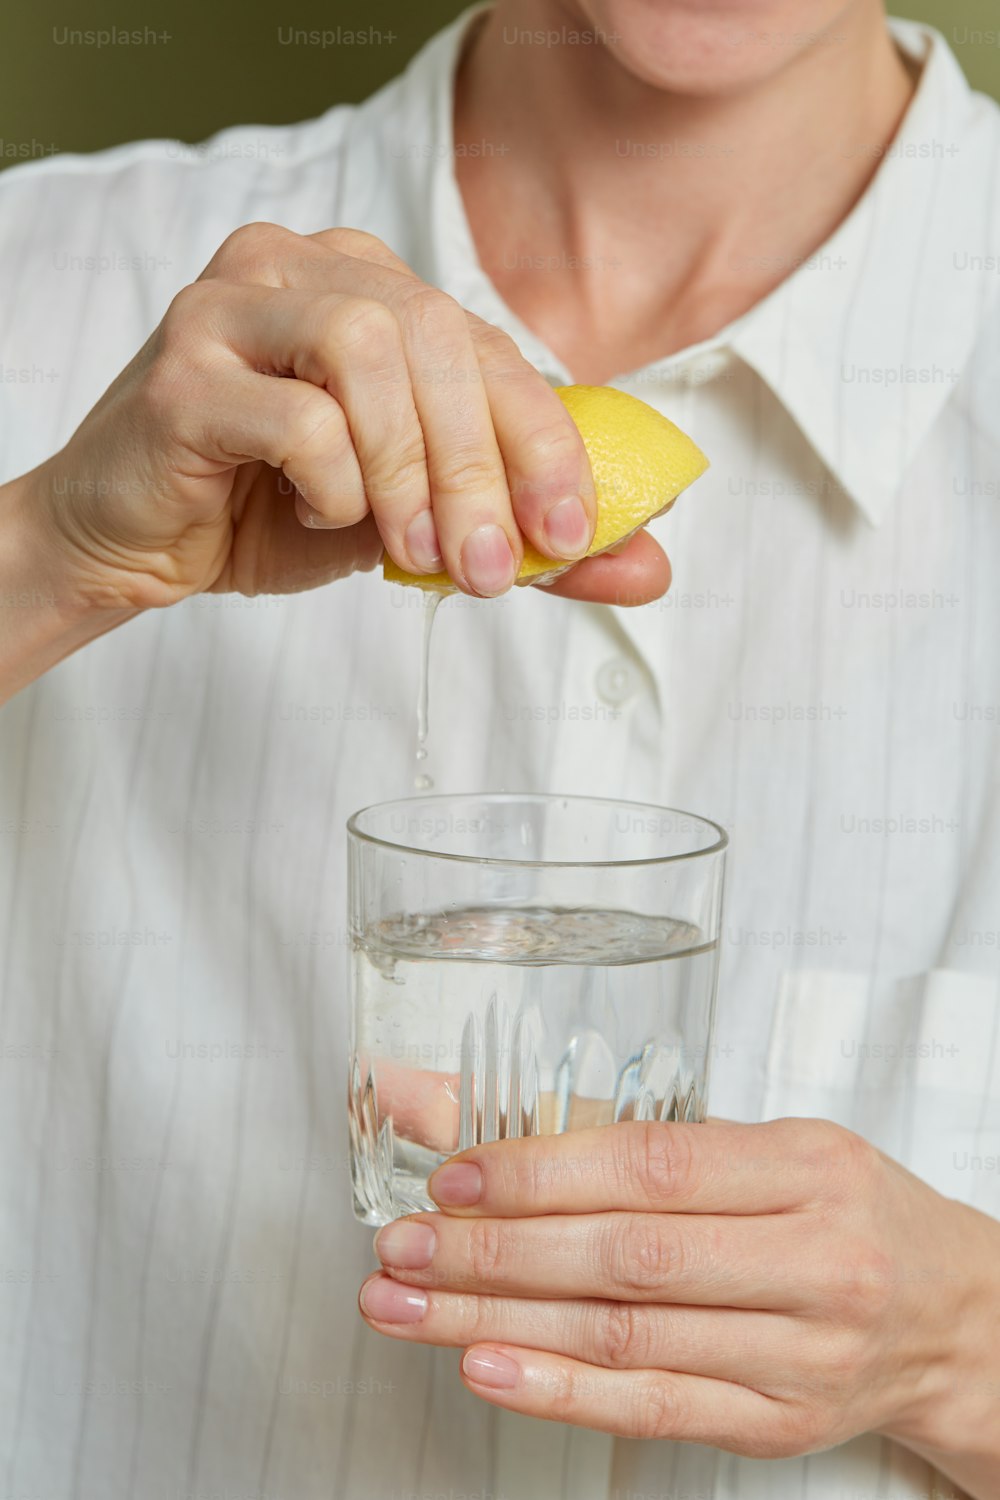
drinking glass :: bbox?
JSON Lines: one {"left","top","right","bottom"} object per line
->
{"left": 347, "top": 793, "right": 727, "bottom": 1225}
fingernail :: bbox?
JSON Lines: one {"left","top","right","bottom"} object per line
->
{"left": 429, "top": 1161, "right": 483, "bottom": 1207}
{"left": 543, "top": 496, "right": 591, "bottom": 559}
{"left": 360, "top": 1276, "right": 428, "bottom": 1324}
{"left": 404, "top": 510, "right": 443, "bottom": 571}
{"left": 373, "top": 1220, "right": 436, "bottom": 1270}
{"left": 460, "top": 525, "right": 517, "bottom": 596}
{"left": 462, "top": 1349, "right": 521, "bottom": 1390}
{"left": 300, "top": 501, "right": 335, "bottom": 530}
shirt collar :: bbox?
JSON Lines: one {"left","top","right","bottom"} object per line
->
{"left": 399, "top": 10, "right": 1000, "bottom": 527}
{"left": 728, "top": 19, "right": 1000, "bottom": 525}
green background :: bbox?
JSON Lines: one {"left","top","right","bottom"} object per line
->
{"left": 0, "top": 1, "right": 998, "bottom": 168}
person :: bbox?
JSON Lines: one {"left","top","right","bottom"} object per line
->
{"left": 0, "top": 0, "right": 998, "bottom": 1496}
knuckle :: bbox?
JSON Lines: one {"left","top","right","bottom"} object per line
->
{"left": 463, "top": 1291, "right": 503, "bottom": 1345}
{"left": 547, "top": 1361, "right": 583, "bottom": 1423}
{"left": 324, "top": 296, "right": 400, "bottom": 358}
{"left": 511, "top": 416, "right": 584, "bottom": 483}
{"left": 796, "top": 1119, "right": 868, "bottom": 1182}
{"left": 818, "top": 1328, "right": 870, "bottom": 1390}
{"left": 465, "top": 1219, "right": 508, "bottom": 1285}
{"left": 594, "top": 1300, "right": 651, "bottom": 1369}
{"left": 625, "top": 1122, "right": 697, "bottom": 1206}
{"left": 159, "top": 280, "right": 214, "bottom": 351}
{"left": 318, "top": 226, "right": 392, "bottom": 261}
{"left": 367, "top": 443, "right": 429, "bottom": 507}
{"left": 606, "top": 1214, "right": 676, "bottom": 1294}
{"left": 826, "top": 1124, "right": 872, "bottom": 1176}
{"left": 520, "top": 1143, "right": 561, "bottom": 1201}
{"left": 214, "top": 219, "right": 288, "bottom": 273}
{"left": 400, "top": 284, "right": 466, "bottom": 341}
{"left": 830, "top": 1238, "right": 898, "bottom": 1323}
{"left": 471, "top": 318, "right": 525, "bottom": 366}
{"left": 633, "top": 1375, "right": 681, "bottom": 1440}
{"left": 433, "top": 448, "right": 506, "bottom": 499}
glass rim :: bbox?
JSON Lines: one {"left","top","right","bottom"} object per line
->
{"left": 346, "top": 792, "right": 728, "bottom": 870}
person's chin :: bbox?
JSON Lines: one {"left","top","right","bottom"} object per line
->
{"left": 581, "top": 0, "right": 848, "bottom": 97}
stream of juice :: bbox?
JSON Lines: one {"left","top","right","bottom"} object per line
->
{"left": 414, "top": 590, "right": 443, "bottom": 790}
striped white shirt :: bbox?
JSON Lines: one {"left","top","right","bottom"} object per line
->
{"left": 1, "top": 8, "right": 998, "bottom": 1498}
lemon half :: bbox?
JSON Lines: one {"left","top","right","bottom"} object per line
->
{"left": 382, "top": 384, "right": 708, "bottom": 591}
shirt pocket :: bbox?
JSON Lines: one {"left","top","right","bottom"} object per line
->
{"left": 760, "top": 968, "right": 1000, "bottom": 1213}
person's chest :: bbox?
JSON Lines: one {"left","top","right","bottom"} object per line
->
{"left": 2, "top": 348, "right": 997, "bottom": 1500}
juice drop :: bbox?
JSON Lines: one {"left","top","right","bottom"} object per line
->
{"left": 414, "top": 591, "right": 443, "bottom": 790}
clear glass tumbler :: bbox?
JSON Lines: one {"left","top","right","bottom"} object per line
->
{"left": 347, "top": 793, "right": 727, "bottom": 1226}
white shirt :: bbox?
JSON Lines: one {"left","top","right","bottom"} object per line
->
{"left": 1, "top": 9, "right": 999, "bottom": 1499}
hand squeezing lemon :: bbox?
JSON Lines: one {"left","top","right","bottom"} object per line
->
{"left": 383, "top": 384, "right": 709, "bottom": 592}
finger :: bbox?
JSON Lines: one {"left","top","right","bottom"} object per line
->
{"left": 259, "top": 290, "right": 437, "bottom": 567}
{"left": 307, "top": 269, "right": 522, "bottom": 596}
{"left": 307, "top": 240, "right": 443, "bottom": 567}
{"left": 166, "top": 329, "right": 368, "bottom": 527}
{"left": 427, "top": 1119, "right": 811, "bottom": 1219}
{"left": 211, "top": 225, "right": 598, "bottom": 562}
{"left": 373, "top": 1210, "right": 807, "bottom": 1310}
{"left": 240, "top": 243, "right": 524, "bottom": 594}
{"left": 358, "top": 1058, "right": 460, "bottom": 1156}
{"left": 536, "top": 529, "right": 671, "bottom": 605}
{"left": 202, "top": 227, "right": 517, "bottom": 588}
{"left": 376, "top": 280, "right": 523, "bottom": 596}
{"left": 226, "top": 233, "right": 590, "bottom": 588}
{"left": 358, "top": 1274, "right": 799, "bottom": 1389}
{"left": 257, "top": 230, "right": 601, "bottom": 567}
{"left": 212, "top": 228, "right": 610, "bottom": 567}
{"left": 204, "top": 226, "right": 597, "bottom": 585}
{"left": 465, "top": 317, "right": 596, "bottom": 562}
{"left": 173, "top": 278, "right": 376, "bottom": 523}
{"left": 202, "top": 283, "right": 430, "bottom": 546}
{"left": 458, "top": 1344, "right": 783, "bottom": 1452}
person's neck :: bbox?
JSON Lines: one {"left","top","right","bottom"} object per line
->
{"left": 454, "top": 1, "right": 916, "bottom": 383}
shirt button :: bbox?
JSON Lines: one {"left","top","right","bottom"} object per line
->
{"left": 595, "top": 656, "right": 637, "bottom": 707}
